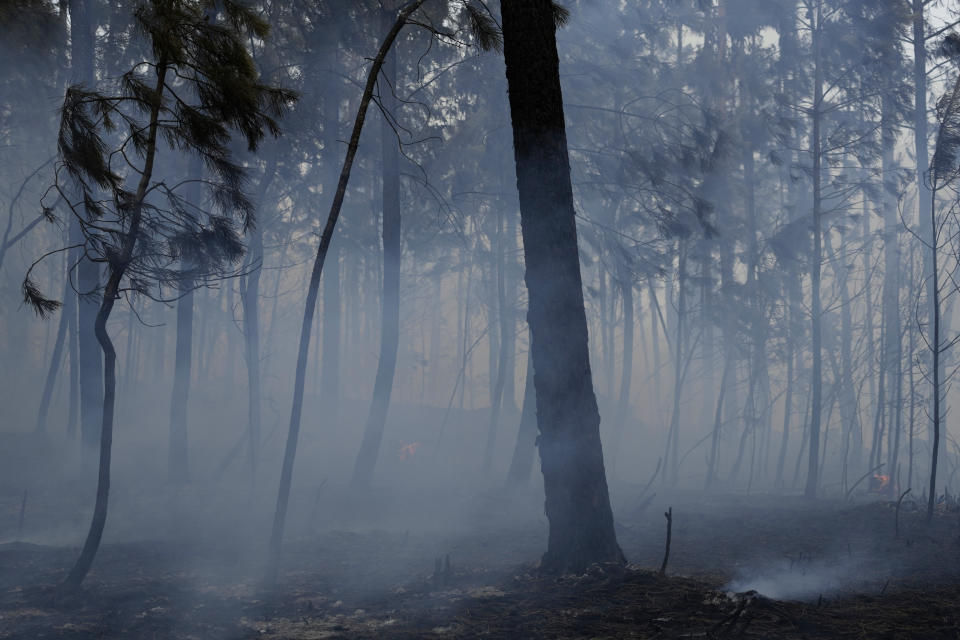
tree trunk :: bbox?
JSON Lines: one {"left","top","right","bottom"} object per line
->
{"left": 167, "top": 281, "right": 193, "bottom": 484}
{"left": 805, "top": 0, "right": 824, "bottom": 499}
{"left": 66, "top": 260, "right": 80, "bottom": 439}
{"left": 321, "top": 43, "right": 343, "bottom": 426}
{"left": 483, "top": 209, "right": 509, "bottom": 472}
{"left": 609, "top": 274, "right": 633, "bottom": 475}
{"left": 706, "top": 347, "right": 731, "bottom": 489}
{"left": 664, "top": 240, "right": 687, "bottom": 486}
{"left": 351, "top": 9, "right": 402, "bottom": 487}
{"left": 241, "top": 151, "right": 278, "bottom": 485}
{"left": 267, "top": 1, "right": 424, "bottom": 583}
{"left": 35, "top": 258, "right": 71, "bottom": 434}
{"left": 501, "top": 0, "right": 623, "bottom": 572}
{"left": 63, "top": 54, "right": 168, "bottom": 591}
{"left": 880, "top": 94, "right": 901, "bottom": 494}
{"left": 69, "top": 0, "right": 104, "bottom": 464}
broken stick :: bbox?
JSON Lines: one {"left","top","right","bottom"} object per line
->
{"left": 659, "top": 506, "right": 672, "bottom": 576}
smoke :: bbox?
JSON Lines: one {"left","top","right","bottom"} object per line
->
{"left": 725, "top": 554, "right": 863, "bottom": 601}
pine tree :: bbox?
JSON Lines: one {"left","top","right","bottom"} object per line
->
{"left": 23, "top": 0, "right": 292, "bottom": 590}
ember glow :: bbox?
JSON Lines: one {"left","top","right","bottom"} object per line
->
{"left": 869, "top": 475, "right": 891, "bottom": 493}
{"left": 398, "top": 442, "right": 421, "bottom": 460}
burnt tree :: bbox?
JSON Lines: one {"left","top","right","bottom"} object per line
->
{"left": 500, "top": 0, "right": 624, "bottom": 572}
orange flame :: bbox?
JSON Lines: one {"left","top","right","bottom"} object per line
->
{"left": 398, "top": 442, "right": 421, "bottom": 460}
{"left": 869, "top": 474, "right": 890, "bottom": 493}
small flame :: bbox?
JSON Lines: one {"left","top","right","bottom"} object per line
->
{"left": 869, "top": 474, "right": 890, "bottom": 493}
{"left": 398, "top": 442, "right": 421, "bottom": 460}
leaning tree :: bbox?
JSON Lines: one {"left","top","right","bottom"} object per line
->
{"left": 24, "top": 0, "right": 292, "bottom": 590}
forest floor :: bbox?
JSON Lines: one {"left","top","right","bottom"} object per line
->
{"left": 2, "top": 485, "right": 960, "bottom": 639}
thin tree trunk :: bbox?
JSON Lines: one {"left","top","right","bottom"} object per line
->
{"left": 35, "top": 261, "right": 71, "bottom": 434}
{"left": 168, "top": 157, "right": 201, "bottom": 485}
{"left": 506, "top": 351, "right": 537, "bottom": 487}
{"left": 706, "top": 347, "right": 731, "bottom": 489}
{"left": 66, "top": 265, "right": 79, "bottom": 439}
{"left": 609, "top": 274, "right": 633, "bottom": 475}
{"left": 320, "top": 43, "right": 343, "bottom": 426}
{"left": 241, "top": 151, "right": 277, "bottom": 485}
{"left": 879, "top": 93, "right": 902, "bottom": 493}
{"left": 483, "top": 209, "right": 509, "bottom": 472}
{"left": 805, "top": 0, "right": 824, "bottom": 499}
{"left": 664, "top": 240, "right": 687, "bottom": 486}
{"left": 267, "top": 1, "right": 425, "bottom": 583}
{"left": 351, "top": 10, "right": 403, "bottom": 487}
{"left": 63, "top": 54, "right": 169, "bottom": 591}
{"left": 168, "top": 276, "right": 193, "bottom": 483}
{"left": 69, "top": 0, "right": 104, "bottom": 465}
{"left": 775, "top": 329, "right": 793, "bottom": 489}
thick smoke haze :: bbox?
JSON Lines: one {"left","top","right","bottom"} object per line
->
{"left": 2, "top": 1, "right": 960, "bottom": 638}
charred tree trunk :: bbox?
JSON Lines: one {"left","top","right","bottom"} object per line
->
{"left": 501, "top": 0, "right": 623, "bottom": 572}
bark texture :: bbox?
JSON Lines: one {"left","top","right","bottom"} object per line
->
{"left": 501, "top": 0, "right": 623, "bottom": 572}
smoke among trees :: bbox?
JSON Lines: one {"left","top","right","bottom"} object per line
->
{"left": 3, "top": 0, "right": 960, "bottom": 637}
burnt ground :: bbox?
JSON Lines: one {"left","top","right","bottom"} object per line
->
{"left": 2, "top": 483, "right": 960, "bottom": 639}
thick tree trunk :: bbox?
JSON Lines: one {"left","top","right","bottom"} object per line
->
{"left": 351, "top": 10, "right": 402, "bottom": 487}
{"left": 501, "top": 0, "right": 623, "bottom": 572}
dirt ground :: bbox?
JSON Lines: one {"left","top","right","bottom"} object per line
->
{"left": 2, "top": 482, "right": 960, "bottom": 639}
